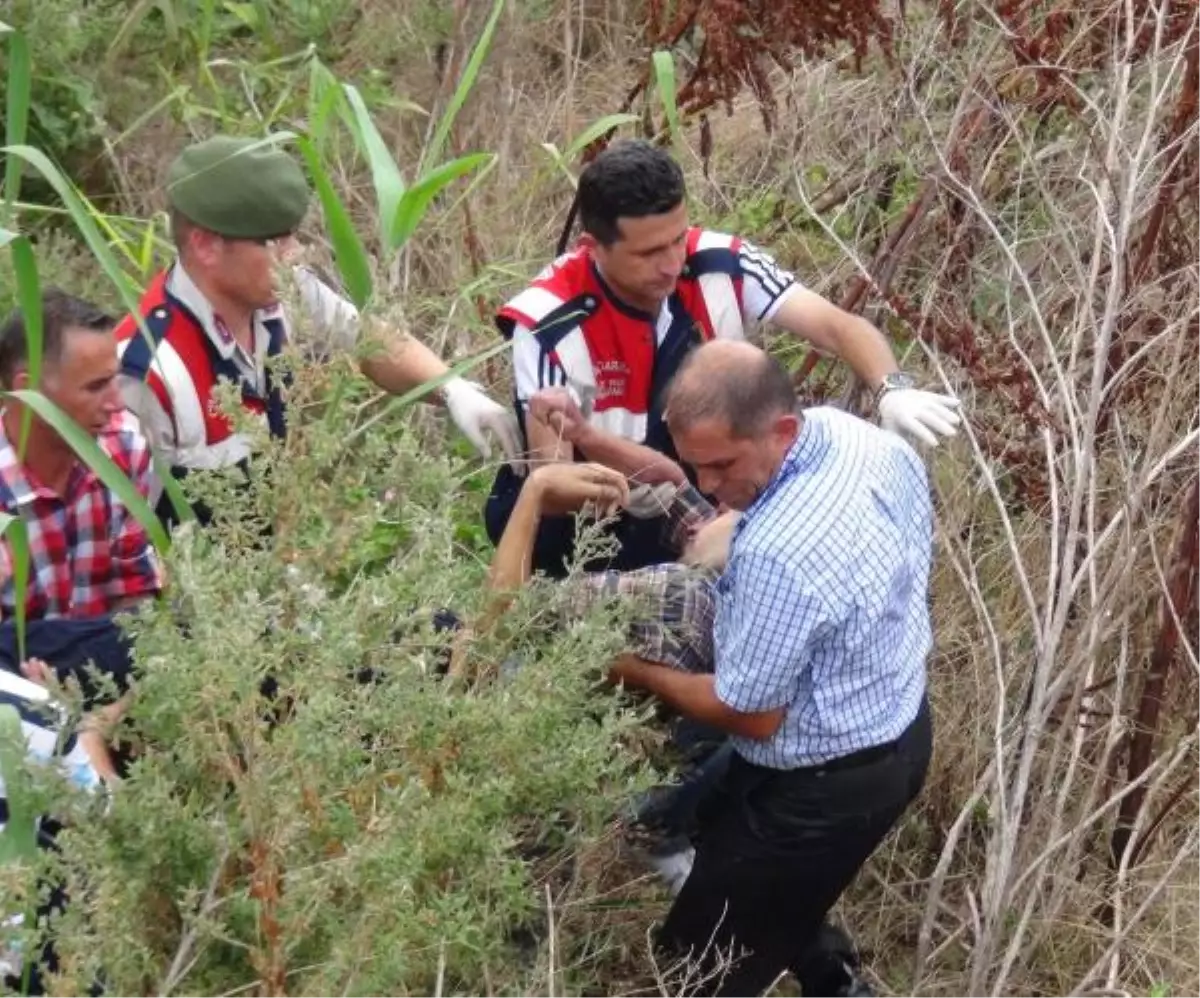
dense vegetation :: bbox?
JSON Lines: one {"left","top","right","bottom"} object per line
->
{"left": 0, "top": 0, "right": 1196, "bottom": 994}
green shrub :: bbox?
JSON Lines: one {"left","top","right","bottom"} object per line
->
{"left": 7, "top": 360, "right": 657, "bottom": 996}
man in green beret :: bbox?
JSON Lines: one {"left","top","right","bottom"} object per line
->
{"left": 115, "top": 135, "right": 518, "bottom": 522}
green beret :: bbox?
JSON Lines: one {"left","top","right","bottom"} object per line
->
{"left": 166, "top": 135, "right": 310, "bottom": 240}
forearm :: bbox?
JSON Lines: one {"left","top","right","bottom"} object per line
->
{"left": 359, "top": 325, "right": 451, "bottom": 400}
{"left": 772, "top": 287, "right": 899, "bottom": 390}
{"left": 574, "top": 426, "right": 685, "bottom": 486}
{"left": 609, "top": 655, "right": 784, "bottom": 739}
{"left": 79, "top": 692, "right": 132, "bottom": 782}
{"left": 486, "top": 482, "right": 544, "bottom": 594}
{"left": 826, "top": 313, "right": 900, "bottom": 389}
{"left": 473, "top": 479, "right": 551, "bottom": 661}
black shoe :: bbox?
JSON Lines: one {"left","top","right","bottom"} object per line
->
{"left": 793, "top": 921, "right": 870, "bottom": 996}
{"left": 841, "top": 964, "right": 875, "bottom": 997}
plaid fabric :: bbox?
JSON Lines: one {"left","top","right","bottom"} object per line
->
{"left": 563, "top": 563, "right": 717, "bottom": 673}
{"left": 660, "top": 482, "right": 718, "bottom": 553}
{"left": 0, "top": 410, "right": 164, "bottom": 620}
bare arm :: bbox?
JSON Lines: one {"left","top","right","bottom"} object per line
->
{"left": 78, "top": 693, "right": 132, "bottom": 783}
{"left": 573, "top": 424, "right": 687, "bottom": 486}
{"left": 527, "top": 388, "right": 686, "bottom": 485}
{"left": 770, "top": 286, "right": 899, "bottom": 390}
{"left": 487, "top": 464, "right": 630, "bottom": 595}
{"left": 450, "top": 464, "right": 629, "bottom": 679}
{"left": 608, "top": 654, "right": 785, "bottom": 740}
{"left": 20, "top": 660, "right": 129, "bottom": 783}
{"left": 357, "top": 322, "right": 452, "bottom": 400}
{"left": 358, "top": 320, "right": 522, "bottom": 461}
{"left": 486, "top": 476, "right": 546, "bottom": 597}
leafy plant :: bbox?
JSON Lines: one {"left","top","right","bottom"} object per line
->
{"left": 651, "top": 49, "right": 681, "bottom": 149}
{"left": 539, "top": 112, "right": 642, "bottom": 186}
{"left": 338, "top": 0, "right": 504, "bottom": 260}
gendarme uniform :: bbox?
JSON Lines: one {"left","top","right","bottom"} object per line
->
{"left": 115, "top": 137, "right": 360, "bottom": 519}
{"left": 484, "top": 230, "right": 800, "bottom": 575}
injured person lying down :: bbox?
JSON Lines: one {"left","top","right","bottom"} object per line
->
{"left": 468, "top": 463, "right": 737, "bottom": 680}
{"left": 463, "top": 462, "right": 739, "bottom": 895}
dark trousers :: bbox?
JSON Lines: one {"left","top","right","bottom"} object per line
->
{"left": 0, "top": 617, "right": 135, "bottom": 709}
{"left": 633, "top": 717, "right": 733, "bottom": 838}
{"left": 657, "top": 698, "right": 933, "bottom": 996}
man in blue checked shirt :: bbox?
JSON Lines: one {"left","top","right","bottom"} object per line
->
{"left": 609, "top": 339, "right": 936, "bottom": 997}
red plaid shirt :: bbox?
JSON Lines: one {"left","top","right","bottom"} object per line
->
{"left": 0, "top": 410, "right": 164, "bottom": 620}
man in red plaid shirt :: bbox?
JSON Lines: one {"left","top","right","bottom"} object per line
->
{"left": 0, "top": 289, "right": 163, "bottom": 706}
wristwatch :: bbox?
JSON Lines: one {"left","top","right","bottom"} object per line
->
{"left": 874, "top": 371, "right": 915, "bottom": 408}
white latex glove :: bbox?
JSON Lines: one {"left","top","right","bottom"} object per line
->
{"left": 443, "top": 377, "right": 522, "bottom": 464}
{"left": 877, "top": 388, "right": 963, "bottom": 448}
{"left": 625, "top": 482, "right": 679, "bottom": 519}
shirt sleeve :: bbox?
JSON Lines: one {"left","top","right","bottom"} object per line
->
{"left": 637, "top": 567, "right": 716, "bottom": 674}
{"left": 106, "top": 430, "right": 165, "bottom": 604}
{"left": 291, "top": 265, "right": 361, "bottom": 354}
{"left": 714, "top": 551, "right": 829, "bottom": 713}
{"left": 737, "top": 239, "right": 802, "bottom": 324}
{"left": 511, "top": 323, "right": 589, "bottom": 410}
{"left": 119, "top": 376, "right": 177, "bottom": 480}
{"left": 511, "top": 323, "right": 542, "bottom": 405}
{"left": 560, "top": 566, "right": 716, "bottom": 674}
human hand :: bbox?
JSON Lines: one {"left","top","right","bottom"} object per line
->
{"left": 878, "top": 388, "right": 962, "bottom": 448}
{"left": 528, "top": 387, "right": 589, "bottom": 444}
{"left": 528, "top": 462, "right": 630, "bottom": 518}
{"left": 20, "top": 657, "right": 51, "bottom": 685}
{"left": 443, "top": 377, "right": 522, "bottom": 463}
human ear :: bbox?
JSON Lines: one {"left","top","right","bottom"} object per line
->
{"left": 773, "top": 411, "right": 800, "bottom": 444}
{"left": 191, "top": 228, "right": 224, "bottom": 269}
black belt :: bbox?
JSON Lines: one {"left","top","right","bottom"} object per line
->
{"left": 800, "top": 738, "right": 901, "bottom": 775}
{"left": 794, "top": 696, "right": 930, "bottom": 775}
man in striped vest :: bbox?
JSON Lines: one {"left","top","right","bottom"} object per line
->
{"left": 117, "top": 135, "right": 519, "bottom": 525}
{"left": 485, "top": 139, "right": 962, "bottom": 576}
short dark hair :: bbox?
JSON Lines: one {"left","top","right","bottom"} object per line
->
{"left": 0, "top": 288, "right": 115, "bottom": 387}
{"left": 169, "top": 207, "right": 197, "bottom": 251}
{"left": 577, "top": 139, "right": 686, "bottom": 246}
{"left": 666, "top": 346, "right": 797, "bottom": 439}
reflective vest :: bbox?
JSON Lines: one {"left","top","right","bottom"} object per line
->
{"left": 496, "top": 227, "right": 746, "bottom": 455}
{"left": 115, "top": 270, "right": 288, "bottom": 475}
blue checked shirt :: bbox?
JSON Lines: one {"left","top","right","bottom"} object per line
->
{"left": 712, "top": 407, "right": 934, "bottom": 769}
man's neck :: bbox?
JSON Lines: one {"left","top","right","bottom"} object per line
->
{"left": 179, "top": 263, "right": 256, "bottom": 352}
{"left": 2, "top": 412, "right": 76, "bottom": 497}
{"left": 593, "top": 261, "right": 665, "bottom": 317}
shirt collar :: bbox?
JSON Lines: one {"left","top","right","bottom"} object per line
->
{"left": 166, "top": 261, "right": 285, "bottom": 361}
{"left": 0, "top": 417, "right": 96, "bottom": 507}
{"left": 590, "top": 259, "right": 671, "bottom": 325}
